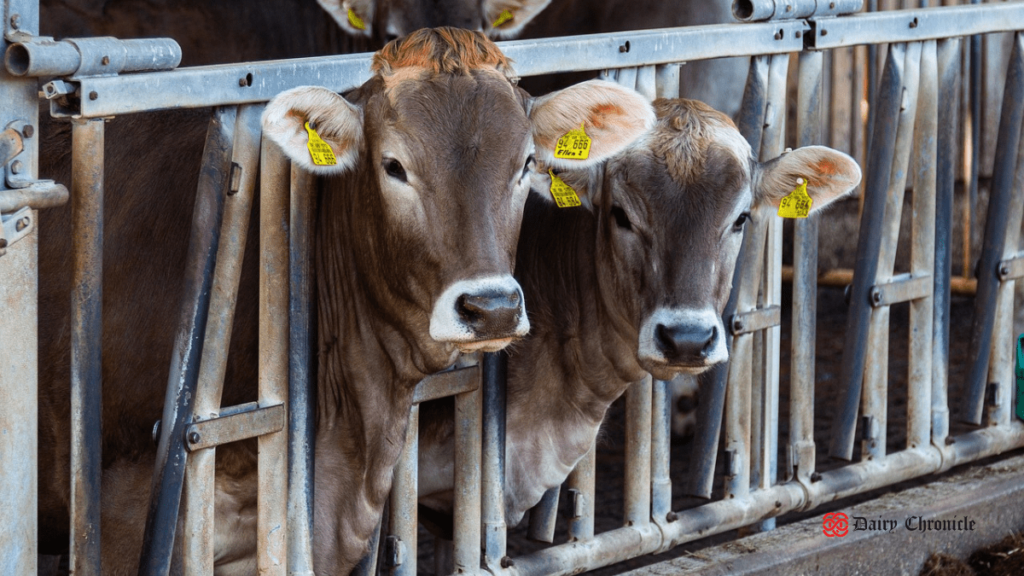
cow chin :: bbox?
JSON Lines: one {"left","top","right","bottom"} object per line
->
{"left": 641, "top": 358, "right": 725, "bottom": 381}
{"left": 457, "top": 337, "right": 515, "bottom": 353}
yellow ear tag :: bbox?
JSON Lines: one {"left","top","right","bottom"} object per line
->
{"left": 553, "top": 123, "right": 592, "bottom": 160}
{"left": 305, "top": 121, "right": 337, "bottom": 167}
{"left": 492, "top": 9, "right": 514, "bottom": 28}
{"left": 548, "top": 169, "right": 581, "bottom": 208}
{"left": 777, "top": 178, "right": 812, "bottom": 218}
{"left": 347, "top": 8, "right": 366, "bottom": 30}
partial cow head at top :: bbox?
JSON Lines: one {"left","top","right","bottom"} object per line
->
{"left": 263, "top": 28, "right": 655, "bottom": 372}
{"left": 535, "top": 98, "right": 861, "bottom": 380}
{"left": 319, "top": 0, "right": 551, "bottom": 42}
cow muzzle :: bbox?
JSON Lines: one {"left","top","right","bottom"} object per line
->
{"left": 429, "top": 275, "right": 530, "bottom": 352}
{"left": 638, "top": 307, "right": 728, "bottom": 376}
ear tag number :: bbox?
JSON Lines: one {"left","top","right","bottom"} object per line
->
{"left": 493, "top": 9, "right": 514, "bottom": 28}
{"left": 549, "top": 169, "right": 581, "bottom": 208}
{"left": 554, "top": 123, "right": 592, "bottom": 160}
{"left": 347, "top": 8, "right": 366, "bottom": 30}
{"left": 305, "top": 121, "right": 337, "bottom": 167}
{"left": 777, "top": 178, "right": 812, "bottom": 219}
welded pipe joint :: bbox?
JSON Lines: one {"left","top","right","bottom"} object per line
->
{"left": 4, "top": 36, "right": 181, "bottom": 78}
{"left": 732, "top": 0, "right": 864, "bottom": 22}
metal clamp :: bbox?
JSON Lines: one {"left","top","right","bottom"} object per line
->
{"left": 0, "top": 206, "right": 33, "bottom": 256}
{"left": 384, "top": 535, "right": 406, "bottom": 568}
{"left": 729, "top": 305, "right": 781, "bottom": 335}
{"left": 868, "top": 273, "right": 931, "bottom": 307}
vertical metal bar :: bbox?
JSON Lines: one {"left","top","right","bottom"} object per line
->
{"left": 650, "top": 378, "right": 672, "bottom": 524}
{"left": 288, "top": 150, "right": 316, "bottom": 576}
{"left": 966, "top": 33, "right": 1024, "bottom": 424}
{"left": 70, "top": 118, "right": 104, "bottom": 576}
{"left": 908, "top": 41, "right": 937, "bottom": 452}
{"left": 624, "top": 375, "right": 653, "bottom": 527}
{"left": 830, "top": 43, "right": 906, "bottom": 461}
{"left": 790, "top": 50, "right": 823, "bottom": 483}
{"left": 655, "top": 63, "right": 681, "bottom": 99}
{"left": 635, "top": 65, "right": 657, "bottom": 100}
{"left": 566, "top": 447, "right": 595, "bottom": 541}
{"left": 616, "top": 67, "right": 638, "bottom": 93}
{"left": 389, "top": 405, "right": 418, "bottom": 576}
{"left": 481, "top": 351, "right": 507, "bottom": 569}
{"left": 933, "top": 37, "right": 961, "bottom": 447}
{"left": 138, "top": 106, "right": 235, "bottom": 576}
{"left": 258, "top": 139, "right": 290, "bottom": 576}
{"left": 527, "top": 488, "right": 559, "bottom": 543}
{"left": 738, "top": 55, "right": 771, "bottom": 153}
{"left": 0, "top": 3, "right": 39, "bottom": 571}
{"left": 966, "top": 0, "right": 982, "bottom": 280}
{"left": 453, "top": 384, "right": 482, "bottom": 572}
{"left": 862, "top": 41, "right": 921, "bottom": 463}
{"left": 182, "top": 104, "right": 261, "bottom": 576}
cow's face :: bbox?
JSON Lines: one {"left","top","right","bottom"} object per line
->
{"left": 318, "top": 0, "right": 551, "bottom": 41}
{"left": 263, "top": 29, "right": 654, "bottom": 364}
{"left": 543, "top": 99, "right": 861, "bottom": 379}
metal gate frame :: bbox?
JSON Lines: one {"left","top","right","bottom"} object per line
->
{"left": 3, "top": 0, "right": 1024, "bottom": 575}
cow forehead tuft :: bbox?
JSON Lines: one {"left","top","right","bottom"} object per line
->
{"left": 648, "top": 98, "right": 751, "bottom": 188}
{"left": 372, "top": 27, "right": 516, "bottom": 82}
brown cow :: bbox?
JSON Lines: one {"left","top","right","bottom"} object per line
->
{"left": 36, "top": 28, "right": 654, "bottom": 574}
{"left": 419, "top": 98, "right": 861, "bottom": 523}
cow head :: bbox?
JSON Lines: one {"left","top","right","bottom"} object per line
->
{"left": 537, "top": 98, "right": 861, "bottom": 379}
{"left": 318, "top": 0, "right": 551, "bottom": 41}
{"left": 262, "top": 28, "right": 654, "bottom": 369}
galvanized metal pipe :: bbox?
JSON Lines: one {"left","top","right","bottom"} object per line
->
{"left": 181, "top": 104, "right": 260, "bottom": 576}
{"left": 481, "top": 352, "right": 507, "bottom": 567}
{"left": 830, "top": 43, "right": 906, "bottom": 461}
{"left": 566, "top": 447, "right": 595, "bottom": 541}
{"left": 965, "top": 33, "right": 1024, "bottom": 424}
{"left": 733, "top": 0, "right": 863, "bottom": 21}
{"left": 650, "top": 378, "right": 672, "bottom": 526}
{"left": 789, "top": 49, "right": 822, "bottom": 483}
{"left": 288, "top": 152, "right": 316, "bottom": 576}
{"left": 932, "top": 37, "right": 961, "bottom": 447}
{"left": 908, "top": 41, "right": 937, "bottom": 452}
{"left": 258, "top": 139, "right": 290, "bottom": 576}
{"left": 4, "top": 36, "right": 181, "bottom": 77}
{"left": 453, "top": 384, "right": 482, "bottom": 572}
{"left": 389, "top": 404, "right": 418, "bottom": 576}
{"left": 69, "top": 118, "right": 103, "bottom": 576}
{"left": 655, "top": 63, "right": 680, "bottom": 99}
{"left": 624, "top": 375, "right": 653, "bottom": 527}
{"left": 527, "top": 488, "right": 559, "bottom": 544}
{"left": 138, "top": 106, "right": 235, "bottom": 576}
{"left": 862, "top": 41, "right": 922, "bottom": 463}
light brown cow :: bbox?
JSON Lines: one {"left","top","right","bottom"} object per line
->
{"left": 419, "top": 98, "right": 861, "bottom": 523}
{"left": 36, "top": 28, "right": 654, "bottom": 575}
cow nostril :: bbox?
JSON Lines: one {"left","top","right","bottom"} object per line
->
{"left": 701, "top": 326, "right": 718, "bottom": 357}
{"left": 655, "top": 323, "right": 716, "bottom": 362}
{"left": 454, "top": 288, "right": 524, "bottom": 338}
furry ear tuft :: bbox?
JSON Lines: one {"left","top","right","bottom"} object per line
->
{"left": 262, "top": 86, "right": 364, "bottom": 175}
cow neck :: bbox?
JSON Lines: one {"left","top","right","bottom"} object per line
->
{"left": 511, "top": 191, "right": 646, "bottom": 431}
{"left": 310, "top": 168, "right": 425, "bottom": 571}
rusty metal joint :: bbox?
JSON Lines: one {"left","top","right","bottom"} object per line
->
{"left": 412, "top": 364, "right": 480, "bottom": 404}
{"left": 868, "top": 273, "right": 931, "bottom": 307}
{"left": 729, "top": 305, "right": 781, "bottom": 335}
{"left": 0, "top": 127, "right": 23, "bottom": 166}
{"left": 996, "top": 254, "right": 1024, "bottom": 281}
{"left": 0, "top": 206, "right": 33, "bottom": 255}
{"left": 384, "top": 535, "right": 406, "bottom": 568}
{"left": 183, "top": 403, "right": 285, "bottom": 452}
{"left": 568, "top": 488, "right": 586, "bottom": 519}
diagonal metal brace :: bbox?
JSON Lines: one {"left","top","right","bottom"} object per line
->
{"left": 184, "top": 403, "right": 285, "bottom": 452}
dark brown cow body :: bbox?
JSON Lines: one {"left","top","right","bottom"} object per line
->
{"left": 36, "top": 28, "right": 654, "bottom": 574}
{"left": 419, "top": 99, "right": 862, "bottom": 523}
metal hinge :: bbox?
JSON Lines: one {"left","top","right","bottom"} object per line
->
{"left": 0, "top": 206, "right": 33, "bottom": 256}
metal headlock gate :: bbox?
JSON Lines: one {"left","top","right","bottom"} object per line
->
{"left": 2, "top": 0, "right": 1024, "bottom": 574}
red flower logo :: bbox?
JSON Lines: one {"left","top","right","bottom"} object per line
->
{"left": 823, "top": 512, "right": 849, "bottom": 537}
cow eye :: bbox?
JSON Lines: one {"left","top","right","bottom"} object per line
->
{"left": 522, "top": 155, "right": 535, "bottom": 178}
{"left": 732, "top": 212, "right": 751, "bottom": 232}
{"left": 383, "top": 158, "right": 407, "bottom": 182}
{"left": 610, "top": 205, "right": 632, "bottom": 231}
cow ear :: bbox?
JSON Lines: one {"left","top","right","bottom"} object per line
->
{"left": 262, "top": 86, "right": 364, "bottom": 175}
{"left": 528, "top": 162, "right": 598, "bottom": 211}
{"left": 484, "top": 0, "right": 552, "bottom": 38}
{"left": 754, "top": 146, "right": 861, "bottom": 212}
{"left": 529, "top": 80, "right": 655, "bottom": 170}
{"left": 317, "top": 0, "right": 374, "bottom": 37}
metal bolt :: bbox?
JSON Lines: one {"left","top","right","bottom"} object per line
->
{"left": 810, "top": 471, "right": 823, "bottom": 483}
{"left": 239, "top": 77, "right": 248, "bottom": 87}
{"left": 10, "top": 160, "right": 23, "bottom": 174}
{"left": 945, "top": 436, "right": 956, "bottom": 446}
{"left": 829, "top": 1, "right": 835, "bottom": 8}
{"left": 15, "top": 217, "right": 30, "bottom": 232}
{"left": 909, "top": 17, "right": 918, "bottom": 29}
{"left": 666, "top": 511, "right": 679, "bottom": 522}
{"left": 775, "top": 500, "right": 783, "bottom": 508}
{"left": 501, "top": 557, "right": 515, "bottom": 568}
{"left": 21, "top": 125, "right": 34, "bottom": 139}
{"left": 775, "top": 29, "right": 784, "bottom": 40}
{"left": 732, "top": 318, "right": 743, "bottom": 333}
{"left": 785, "top": 4, "right": 791, "bottom": 11}
{"left": 870, "top": 288, "right": 882, "bottom": 305}
{"left": 821, "top": 29, "right": 828, "bottom": 36}
{"left": 188, "top": 431, "right": 201, "bottom": 444}
{"left": 101, "top": 56, "right": 110, "bottom": 65}
{"left": 9, "top": 14, "right": 20, "bottom": 29}
{"left": 618, "top": 41, "right": 630, "bottom": 53}
{"left": 999, "top": 264, "right": 1010, "bottom": 278}
{"left": 89, "top": 91, "right": 99, "bottom": 100}
{"left": 795, "top": 31, "right": 801, "bottom": 39}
